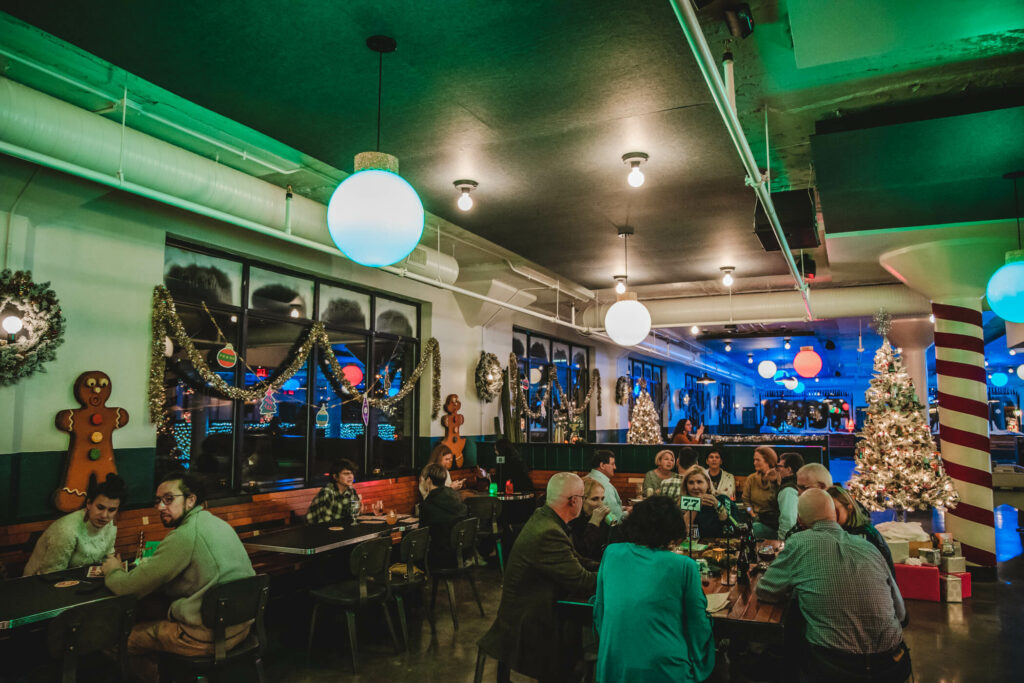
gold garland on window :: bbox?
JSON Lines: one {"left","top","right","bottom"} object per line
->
{"left": 507, "top": 353, "right": 601, "bottom": 422}
{"left": 148, "top": 285, "right": 441, "bottom": 430}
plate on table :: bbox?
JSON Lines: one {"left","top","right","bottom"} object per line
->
{"left": 705, "top": 592, "right": 731, "bottom": 614}
{"left": 328, "top": 526, "right": 346, "bottom": 531}
{"left": 398, "top": 516, "right": 418, "bottom": 524}
{"left": 359, "top": 518, "right": 387, "bottom": 524}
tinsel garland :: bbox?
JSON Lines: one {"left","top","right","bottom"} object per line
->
{"left": 474, "top": 352, "right": 503, "bottom": 402}
{"left": 708, "top": 434, "right": 829, "bottom": 444}
{"left": 149, "top": 285, "right": 441, "bottom": 429}
{"left": 615, "top": 376, "right": 631, "bottom": 405}
{"left": 507, "top": 353, "right": 601, "bottom": 422}
{"left": 0, "top": 269, "right": 66, "bottom": 386}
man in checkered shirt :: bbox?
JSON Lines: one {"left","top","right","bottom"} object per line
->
{"left": 307, "top": 458, "right": 362, "bottom": 525}
{"left": 756, "top": 488, "right": 911, "bottom": 682}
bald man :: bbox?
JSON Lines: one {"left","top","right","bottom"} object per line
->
{"left": 757, "top": 489, "right": 910, "bottom": 682}
{"left": 478, "top": 472, "right": 597, "bottom": 682}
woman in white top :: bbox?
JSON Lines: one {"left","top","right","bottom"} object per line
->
{"left": 418, "top": 443, "right": 465, "bottom": 498}
{"left": 704, "top": 450, "right": 736, "bottom": 500}
{"left": 24, "top": 474, "right": 125, "bottom": 576}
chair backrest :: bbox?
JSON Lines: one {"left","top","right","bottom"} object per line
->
{"left": 400, "top": 525, "right": 431, "bottom": 577}
{"left": 450, "top": 517, "right": 479, "bottom": 569}
{"left": 350, "top": 536, "right": 393, "bottom": 602}
{"left": 47, "top": 593, "right": 137, "bottom": 681}
{"left": 200, "top": 573, "right": 270, "bottom": 662}
{"left": 464, "top": 496, "right": 502, "bottom": 535}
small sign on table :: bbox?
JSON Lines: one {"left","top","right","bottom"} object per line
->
{"left": 680, "top": 496, "right": 702, "bottom": 511}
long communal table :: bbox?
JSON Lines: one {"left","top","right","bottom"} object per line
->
{"left": 242, "top": 517, "right": 419, "bottom": 555}
{"left": 0, "top": 567, "right": 114, "bottom": 631}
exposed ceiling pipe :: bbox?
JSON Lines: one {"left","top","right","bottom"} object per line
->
{"left": 667, "top": 0, "right": 812, "bottom": 319}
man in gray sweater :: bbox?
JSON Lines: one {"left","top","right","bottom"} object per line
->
{"left": 103, "top": 471, "right": 254, "bottom": 680}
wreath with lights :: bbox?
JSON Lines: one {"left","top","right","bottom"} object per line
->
{"left": 475, "top": 351, "right": 503, "bottom": 402}
{"left": 0, "top": 270, "right": 66, "bottom": 387}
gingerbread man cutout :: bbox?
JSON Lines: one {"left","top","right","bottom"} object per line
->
{"left": 440, "top": 394, "right": 466, "bottom": 468}
{"left": 54, "top": 371, "right": 129, "bottom": 512}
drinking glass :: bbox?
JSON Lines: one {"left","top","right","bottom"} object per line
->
{"left": 373, "top": 500, "right": 384, "bottom": 516}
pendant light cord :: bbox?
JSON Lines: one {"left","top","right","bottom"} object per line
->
{"left": 1014, "top": 175, "right": 1022, "bottom": 250}
{"left": 376, "top": 50, "right": 383, "bottom": 152}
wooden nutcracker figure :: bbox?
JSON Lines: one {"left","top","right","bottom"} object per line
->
{"left": 53, "top": 371, "right": 129, "bottom": 512}
{"left": 440, "top": 393, "right": 466, "bottom": 468}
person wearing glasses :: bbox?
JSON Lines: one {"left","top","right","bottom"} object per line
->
{"left": 102, "top": 471, "right": 254, "bottom": 681}
{"left": 478, "top": 472, "right": 597, "bottom": 682}
{"left": 775, "top": 452, "right": 805, "bottom": 539}
{"left": 23, "top": 474, "right": 126, "bottom": 576}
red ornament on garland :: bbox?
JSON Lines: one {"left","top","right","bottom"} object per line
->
{"left": 342, "top": 364, "right": 364, "bottom": 386}
{"left": 216, "top": 343, "right": 238, "bottom": 368}
{"left": 793, "top": 346, "right": 823, "bottom": 378}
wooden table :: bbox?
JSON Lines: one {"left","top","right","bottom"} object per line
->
{"left": 242, "top": 517, "right": 418, "bottom": 555}
{"left": 0, "top": 567, "right": 114, "bottom": 631}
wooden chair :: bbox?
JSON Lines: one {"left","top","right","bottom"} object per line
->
{"left": 429, "top": 517, "right": 485, "bottom": 630}
{"left": 46, "top": 593, "right": 137, "bottom": 683}
{"left": 464, "top": 496, "right": 505, "bottom": 574}
{"left": 307, "top": 536, "right": 400, "bottom": 672}
{"left": 388, "top": 525, "right": 431, "bottom": 649}
{"left": 159, "top": 573, "right": 270, "bottom": 682}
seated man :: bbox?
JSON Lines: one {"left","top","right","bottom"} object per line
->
{"left": 796, "top": 462, "right": 832, "bottom": 493}
{"left": 756, "top": 489, "right": 911, "bottom": 683}
{"left": 24, "top": 474, "right": 126, "bottom": 576}
{"left": 478, "top": 472, "right": 597, "bottom": 683}
{"left": 306, "top": 458, "right": 362, "bottom": 525}
{"left": 775, "top": 452, "right": 805, "bottom": 539}
{"left": 102, "top": 472, "right": 255, "bottom": 681}
{"left": 587, "top": 450, "right": 624, "bottom": 522}
{"left": 419, "top": 463, "right": 468, "bottom": 568}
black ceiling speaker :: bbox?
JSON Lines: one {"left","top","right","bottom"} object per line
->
{"left": 754, "top": 190, "right": 820, "bottom": 252}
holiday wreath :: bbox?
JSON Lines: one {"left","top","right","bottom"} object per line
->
{"left": 0, "top": 269, "right": 66, "bottom": 386}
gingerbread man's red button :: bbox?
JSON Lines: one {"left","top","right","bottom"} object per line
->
{"left": 90, "top": 414, "right": 103, "bottom": 425}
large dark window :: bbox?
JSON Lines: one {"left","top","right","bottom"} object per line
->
{"left": 512, "top": 328, "right": 590, "bottom": 442}
{"left": 158, "top": 241, "right": 420, "bottom": 496}
{"left": 629, "top": 359, "right": 664, "bottom": 417}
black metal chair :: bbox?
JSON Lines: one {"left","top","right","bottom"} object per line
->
{"left": 464, "top": 495, "right": 505, "bottom": 574}
{"left": 429, "top": 517, "right": 485, "bottom": 630}
{"left": 307, "top": 536, "right": 400, "bottom": 672}
{"left": 388, "top": 525, "right": 431, "bottom": 649}
{"left": 159, "top": 573, "right": 270, "bottom": 683}
{"left": 46, "top": 593, "right": 137, "bottom": 683}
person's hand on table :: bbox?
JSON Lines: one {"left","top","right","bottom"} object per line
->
{"left": 589, "top": 504, "right": 610, "bottom": 526}
{"left": 451, "top": 478, "right": 465, "bottom": 490}
{"left": 101, "top": 553, "right": 123, "bottom": 576}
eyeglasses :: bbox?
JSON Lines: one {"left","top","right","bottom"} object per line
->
{"left": 565, "top": 494, "right": 584, "bottom": 504}
{"left": 154, "top": 494, "right": 185, "bottom": 507}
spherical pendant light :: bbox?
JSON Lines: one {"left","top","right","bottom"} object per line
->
{"left": 986, "top": 250, "right": 1024, "bottom": 323}
{"left": 604, "top": 292, "right": 651, "bottom": 346}
{"left": 1017, "top": 364, "right": 1024, "bottom": 381}
{"left": 757, "top": 360, "right": 777, "bottom": 379}
{"left": 782, "top": 377, "right": 799, "bottom": 391}
{"left": 991, "top": 371, "right": 1009, "bottom": 387}
{"left": 793, "top": 346, "right": 823, "bottom": 378}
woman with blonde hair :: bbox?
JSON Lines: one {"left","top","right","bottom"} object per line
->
{"left": 642, "top": 449, "right": 677, "bottom": 497}
{"left": 568, "top": 476, "right": 613, "bottom": 562}
{"left": 418, "top": 443, "right": 465, "bottom": 498}
{"left": 827, "top": 484, "right": 894, "bottom": 574}
{"left": 741, "top": 445, "right": 780, "bottom": 538}
{"left": 681, "top": 468, "right": 737, "bottom": 539}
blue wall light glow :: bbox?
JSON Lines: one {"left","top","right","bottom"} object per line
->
{"left": 326, "top": 169, "right": 425, "bottom": 267}
{"left": 986, "top": 253, "right": 1024, "bottom": 323}
{"left": 991, "top": 371, "right": 1009, "bottom": 387}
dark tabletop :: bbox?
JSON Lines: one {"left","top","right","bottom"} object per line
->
{"left": 0, "top": 566, "right": 114, "bottom": 631}
{"left": 242, "top": 518, "right": 418, "bottom": 555}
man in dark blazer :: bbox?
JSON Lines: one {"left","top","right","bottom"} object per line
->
{"left": 478, "top": 472, "right": 597, "bottom": 682}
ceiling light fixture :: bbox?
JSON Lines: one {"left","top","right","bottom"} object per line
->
{"left": 604, "top": 225, "right": 651, "bottom": 346}
{"left": 696, "top": 372, "right": 716, "bottom": 385}
{"left": 929, "top": 313, "right": 935, "bottom": 323}
{"left": 1011, "top": 349, "right": 1017, "bottom": 356}
{"left": 724, "top": 342, "right": 732, "bottom": 352}
{"left": 690, "top": 325, "right": 700, "bottom": 335}
{"left": 326, "top": 35, "right": 424, "bottom": 267}
{"left": 784, "top": 337, "right": 791, "bottom": 350}
{"left": 748, "top": 353, "right": 754, "bottom": 364}
{"left": 622, "top": 152, "right": 649, "bottom": 188}
{"left": 986, "top": 171, "right": 1024, "bottom": 322}
{"left": 614, "top": 277, "right": 627, "bottom": 295}
{"left": 757, "top": 360, "right": 777, "bottom": 378}
{"left": 454, "top": 179, "right": 478, "bottom": 211}
{"left": 721, "top": 266, "right": 735, "bottom": 287}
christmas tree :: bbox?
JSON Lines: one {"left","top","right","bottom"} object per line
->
{"left": 847, "top": 313, "right": 959, "bottom": 512}
{"left": 627, "top": 383, "right": 663, "bottom": 445}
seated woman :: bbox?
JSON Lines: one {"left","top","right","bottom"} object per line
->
{"left": 594, "top": 496, "right": 715, "bottom": 682}
{"left": 419, "top": 463, "right": 468, "bottom": 569}
{"left": 827, "top": 485, "right": 895, "bottom": 575}
{"left": 418, "top": 443, "right": 465, "bottom": 499}
{"left": 659, "top": 447, "right": 698, "bottom": 501}
{"left": 681, "top": 468, "right": 738, "bottom": 539}
{"left": 642, "top": 449, "right": 677, "bottom": 497}
{"left": 24, "top": 474, "right": 125, "bottom": 576}
{"left": 704, "top": 449, "right": 736, "bottom": 500}
{"left": 741, "top": 446, "right": 780, "bottom": 539}
{"left": 568, "top": 476, "right": 612, "bottom": 563}
{"left": 670, "top": 418, "right": 704, "bottom": 444}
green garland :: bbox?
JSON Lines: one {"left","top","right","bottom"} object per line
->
{"left": 149, "top": 285, "right": 441, "bottom": 429}
{"left": 0, "top": 270, "right": 66, "bottom": 386}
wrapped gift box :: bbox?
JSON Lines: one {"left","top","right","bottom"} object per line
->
{"left": 941, "top": 571, "right": 971, "bottom": 599}
{"left": 940, "top": 555, "right": 966, "bottom": 573}
{"left": 894, "top": 563, "right": 940, "bottom": 601}
{"left": 941, "top": 574, "right": 963, "bottom": 602}
{"left": 919, "top": 547, "right": 942, "bottom": 566}
{"left": 908, "top": 540, "right": 932, "bottom": 558}
{"left": 885, "top": 539, "right": 910, "bottom": 564}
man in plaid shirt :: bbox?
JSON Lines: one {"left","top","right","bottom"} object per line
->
{"left": 756, "top": 488, "right": 911, "bottom": 682}
{"left": 307, "top": 458, "right": 362, "bottom": 525}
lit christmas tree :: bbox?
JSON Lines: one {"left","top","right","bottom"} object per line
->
{"left": 847, "top": 312, "right": 960, "bottom": 513}
{"left": 627, "top": 382, "right": 663, "bottom": 445}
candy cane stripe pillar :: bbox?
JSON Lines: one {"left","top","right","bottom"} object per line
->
{"left": 932, "top": 301, "right": 996, "bottom": 566}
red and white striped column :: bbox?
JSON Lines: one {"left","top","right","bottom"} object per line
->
{"left": 932, "top": 300, "right": 996, "bottom": 567}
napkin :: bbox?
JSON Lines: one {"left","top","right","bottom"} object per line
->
{"left": 705, "top": 592, "right": 731, "bottom": 614}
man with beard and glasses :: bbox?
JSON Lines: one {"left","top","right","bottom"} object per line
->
{"left": 102, "top": 471, "right": 254, "bottom": 681}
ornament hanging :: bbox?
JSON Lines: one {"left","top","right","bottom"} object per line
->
{"left": 315, "top": 403, "right": 330, "bottom": 429}
{"left": 259, "top": 389, "right": 277, "bottom": 420}
{"left": 216, "top": 343, "right": 238, "bottom": 368}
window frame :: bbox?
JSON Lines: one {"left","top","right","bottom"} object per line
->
{"left": 512, "top": 327, "right": 590, "bottom": 443}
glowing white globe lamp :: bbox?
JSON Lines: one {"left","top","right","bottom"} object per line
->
{"left": 757, "top": 360, "right": 777, "bottom": 379}
{"left": 986, "top": 250, "right": 1024, "bottom": 323}
{"left": 604, "top": 292, "right": 651, "bottom": 346}
{"left": 2, "top": 315, "right": 23, "bottom": 334}
{"left": 782, "top": 377, "right": 799, "bottom": 391}
{"left": 1017, "top": 364, "right": 1024, "bottom": 381}
{"left": 622, "top": 152, "right": 648, "bottom": 188}
{"left": 454, "top": 179, "right": 478, "bottom": 212}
